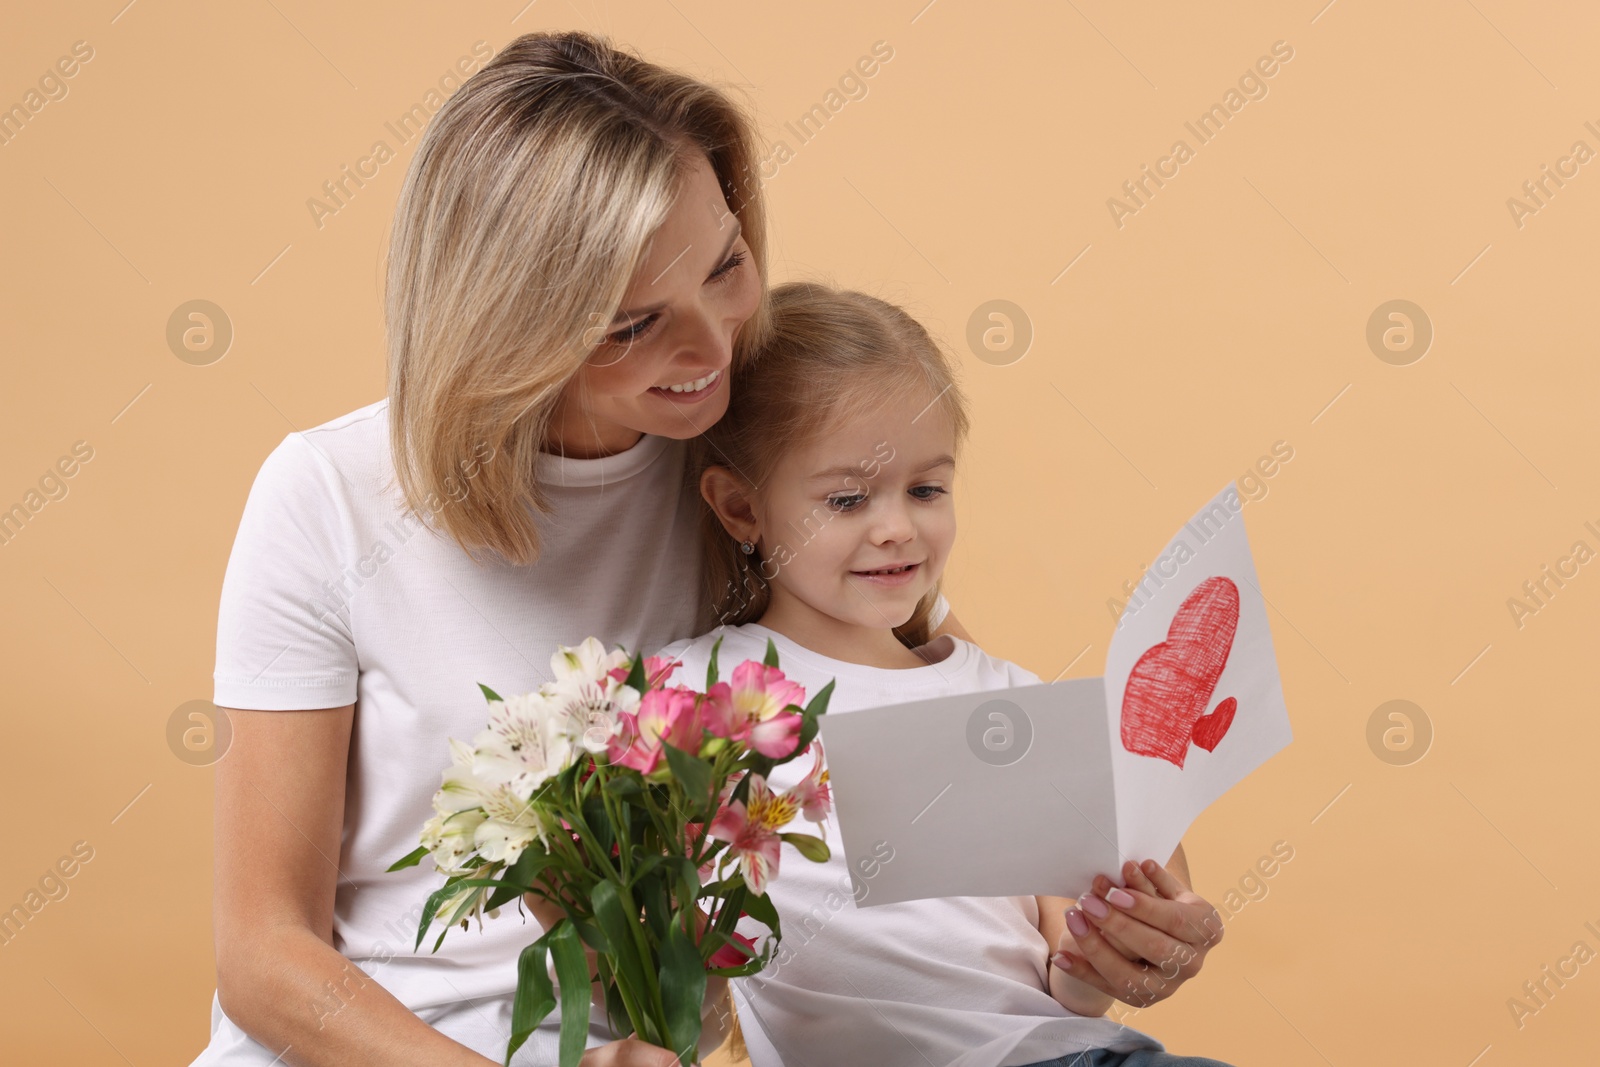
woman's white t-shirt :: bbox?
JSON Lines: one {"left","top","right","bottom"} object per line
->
{"left": 653, "top": 623, "right": 1165, "bottom": 1067}
{"left": 197, "top": 398, "right": 715, "bottom": 1064}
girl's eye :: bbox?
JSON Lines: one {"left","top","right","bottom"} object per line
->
{"left": 911, "top": 485, "right": 949, "bottom": 501}
{"left": 710, "top": 249, "right": 746, "bottom": 283}
{"left": 826, "top": 493, "right": 867, "bottom": 512}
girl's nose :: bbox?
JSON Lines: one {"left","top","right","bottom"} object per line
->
{"left": 869, "top": 497, "right": 917, "bottom": 544}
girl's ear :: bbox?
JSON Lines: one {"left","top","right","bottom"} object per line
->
{"left": 700, "top": 466, "right": 760, "bottom": 543}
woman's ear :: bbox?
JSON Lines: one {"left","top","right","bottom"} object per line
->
{"left": 700, "top": 466, "right": 760, "bottom": 544}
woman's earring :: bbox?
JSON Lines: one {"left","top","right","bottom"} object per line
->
{"left": 740, "top": 540, "right": 755, "bottom": 555}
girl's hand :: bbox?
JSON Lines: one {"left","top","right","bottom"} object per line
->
{"left": 1051, "top": 857, "right": 1225, "bottom": 1008}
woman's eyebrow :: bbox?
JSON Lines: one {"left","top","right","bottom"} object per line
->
{"left": 609, "top": 218, "right": 744, "bottom": 326}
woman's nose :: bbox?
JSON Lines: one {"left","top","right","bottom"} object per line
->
{"left": 674, "top": 303, "right": 733, "bottom": 371}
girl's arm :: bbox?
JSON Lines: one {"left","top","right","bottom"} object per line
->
{"left": 1035, "top": 896, "right": 1115, "bottom": 1018}
{"left": 214, "top": 705, "right": 498, "bottom": 1067}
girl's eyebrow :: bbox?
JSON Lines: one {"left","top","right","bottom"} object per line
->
{"left": 807, "top": 454, "right": 955, "bottom": 481}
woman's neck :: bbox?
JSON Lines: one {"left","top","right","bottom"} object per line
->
{"left": 753, "top": 593, "right": 942, "bottom": 671}
{"left": 541, "top": 410, "right": 644, "bottom": 460}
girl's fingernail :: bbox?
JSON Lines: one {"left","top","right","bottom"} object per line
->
{"left": 1065, "top": 907, "right": 1090, "bottom": 937}
{"left": 1081, "top": 893, "right": 1110, "bottom": 919}
{"left": 1052, "top": 951, "right": 1076, "bottom": 969}
{"left": 1107, "top": 887, "right": 1135, "bottom": 908}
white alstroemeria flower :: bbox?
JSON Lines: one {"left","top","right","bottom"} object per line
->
{"left": 550, "top": 636, "right": 629, "bottom": 686}
{"left": 472, "top": 693, "right": 575, "bottom": 798}
{"left": 548, "top": 672, "right": 639, "bottom": 755}
{"left": 473, "top": 769, "right": 553, "bottom": 864}
{"left": 434, "top": 738, "right": 495, "bottom": 813}
{"left": 421, "top": 807, "right": 486, "bottom": 873}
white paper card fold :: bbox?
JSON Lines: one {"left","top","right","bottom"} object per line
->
{"left": 818, "top": 482, "right": 1293, "bottom": 905}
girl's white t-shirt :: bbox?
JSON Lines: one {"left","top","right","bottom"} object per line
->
{"left": 653, "top": 623, "right": 1165, "bottom": 1067}
{"left": 194, "top": 400, "right": 955, "bottom": 1064}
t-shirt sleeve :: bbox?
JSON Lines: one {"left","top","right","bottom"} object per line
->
{"left": 929, "top": 591, "right": 951, "bottom": 630}
{"left": 213, "top": 433, "right": 360, "bottom": 710}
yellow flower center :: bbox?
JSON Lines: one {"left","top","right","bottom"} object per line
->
{"left": 747, "top": 790, "right": 799, "bottom": 831}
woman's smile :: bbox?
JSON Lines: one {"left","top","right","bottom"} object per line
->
{"left": 649, "top": 367, "right": 724, "bottom": 403}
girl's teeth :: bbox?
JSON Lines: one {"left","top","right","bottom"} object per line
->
{"left": 663, "top": 369, "right": 720, "bottom": 393}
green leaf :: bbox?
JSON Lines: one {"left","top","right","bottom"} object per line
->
{"left": 804, "top": 677, "right": 835, "bottom": 719}
{"left": 601, "top": 958, "right": 633, "bottom": 1039}
{"left": 713, "top": 884, "right": 747, "bottom": 938}
{"left": 478, "top": 682, "right": 503, "bottom": 703}
{"left": 591, "top": 880, "right": 662, "bottom": 1046}
{"left": 507, "top": 927, "right": 558, "bottom": 1065}
{"left": 706, "top": 634, "right": 723, "bottom": 689}
{"left": 572, "top": 918, "right": 610, "bottom": 955}
{"left": 740, "top": 889, "right": 779, "bottom": 936}
{"left": 604, "top": 775, "right": 645, "bottom": 797}
{"left": 624, "top": 649, "right": 649, "bottom": 694}
{"left": 638, "top": 869, "right": 671, "bottom": 946}
{"left": 780, "top": 832, "right": 831, "bottom": 863}
{"left": 413, "top": 877, "right": 514, "bottom": 951}
{"left": 659, "top": 917, "right": 707, "bottom": 1065}
{"left": 626, "top": 853, "right": 667, "bottom": 889}
{"left": 549, "top": 921, "right": 593, "bottom": 1067}
{"left": 670, "top": 857, "right": 700, "bottom": 921}
{"left": 505, "top": 845, "right": 557, "bottom": 890}
{"left": 487, "top": 849, "right": 559, "bottom": 911}
{"left": 582, "top": 794, "right": 614, "bottom": 857}
{"left": 662, "top": 742, "right": 713, "bottom": 813}
{"left": 763, "top": 637, "right": 780, "bottom": 669}
{"left": 386, "top": 845, "right": 428, "bottom": 872}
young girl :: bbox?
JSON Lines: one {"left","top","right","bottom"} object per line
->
{"left": 652, "top": 283, "right": 1235, "bottom": 1067}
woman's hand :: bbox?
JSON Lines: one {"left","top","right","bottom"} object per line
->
{"left": 1051, "top": 856, "right": 1225, "bottom": 1008}
{"left": 578, "top": 1036, "right": 686, "bottom": 1066}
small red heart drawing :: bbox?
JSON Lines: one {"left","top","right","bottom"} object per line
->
{"left": 1120, "top": 576, "right": 1240, "bottom": 768}
{"left": 1190, "top": 697, "right": 1236, "bottom": 752}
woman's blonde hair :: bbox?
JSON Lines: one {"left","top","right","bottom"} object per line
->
{"left": 385, "top": 31, "right": 773, "bottom": 566}
{"left": 693, "top": 282, "right": 970, "bottom": 649}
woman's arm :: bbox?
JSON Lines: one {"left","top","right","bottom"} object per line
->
{"left": 214, "top": 705, "right": 498, "bottom": 1067}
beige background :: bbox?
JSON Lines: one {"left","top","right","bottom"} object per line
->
{"left": 3, "top": 1, "right": 1597, "bottom": 1064}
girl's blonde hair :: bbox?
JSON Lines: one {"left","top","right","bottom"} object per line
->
{"left": 385, "top": 31, "right": 773, "bottom": 566}
{"left": 693, "top": 281, "right": 970, "bottom": 649}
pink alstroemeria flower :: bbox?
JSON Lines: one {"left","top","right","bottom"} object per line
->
{"left": 608, "top": 655, "right": 682, "bottom": 690}
{"left": 707, "top": 773, "right": 799, "bottom": 895}
{"left": 708, "top": 928, "right": 759, "bottom": 969}
{"left": 786, "top": 741, "right": 832, "bottom": 824}
{"left": 703, "top": 662, "right": 806, "bottom": 758}
{"left": 607, "top": 687, "right": 701, "bottom": 774}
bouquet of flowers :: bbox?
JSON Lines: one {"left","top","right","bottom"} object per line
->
{"left": 389, "top": 636, "right": 835, "bottom": 1067}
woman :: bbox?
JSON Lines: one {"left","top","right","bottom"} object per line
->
{"left": 192, "top": 31, "right": 1222, "bottom": 1067}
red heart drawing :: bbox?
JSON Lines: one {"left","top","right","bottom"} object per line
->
{"left": 1190, "top": 697, "right": 1236, "bottom": 752}
{"left": 1120, "top": 576, "right": 1240, "bottom": 768}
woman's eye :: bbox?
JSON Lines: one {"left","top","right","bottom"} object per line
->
{"left": 608, "top": 314, "right": 658, "bottom": 346}
{"left": 911, "top": 485, "right": 949, "bottom": 501}
{"left": 827, "top": 493, "right": 866, "bottom": 512}
{"left": 710, "top": 250, "right": 746, "bottom": 283}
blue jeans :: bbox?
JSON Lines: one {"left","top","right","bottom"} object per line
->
{"left": 1015, "top": 1051, "right": 1236, "bottom": 1067}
